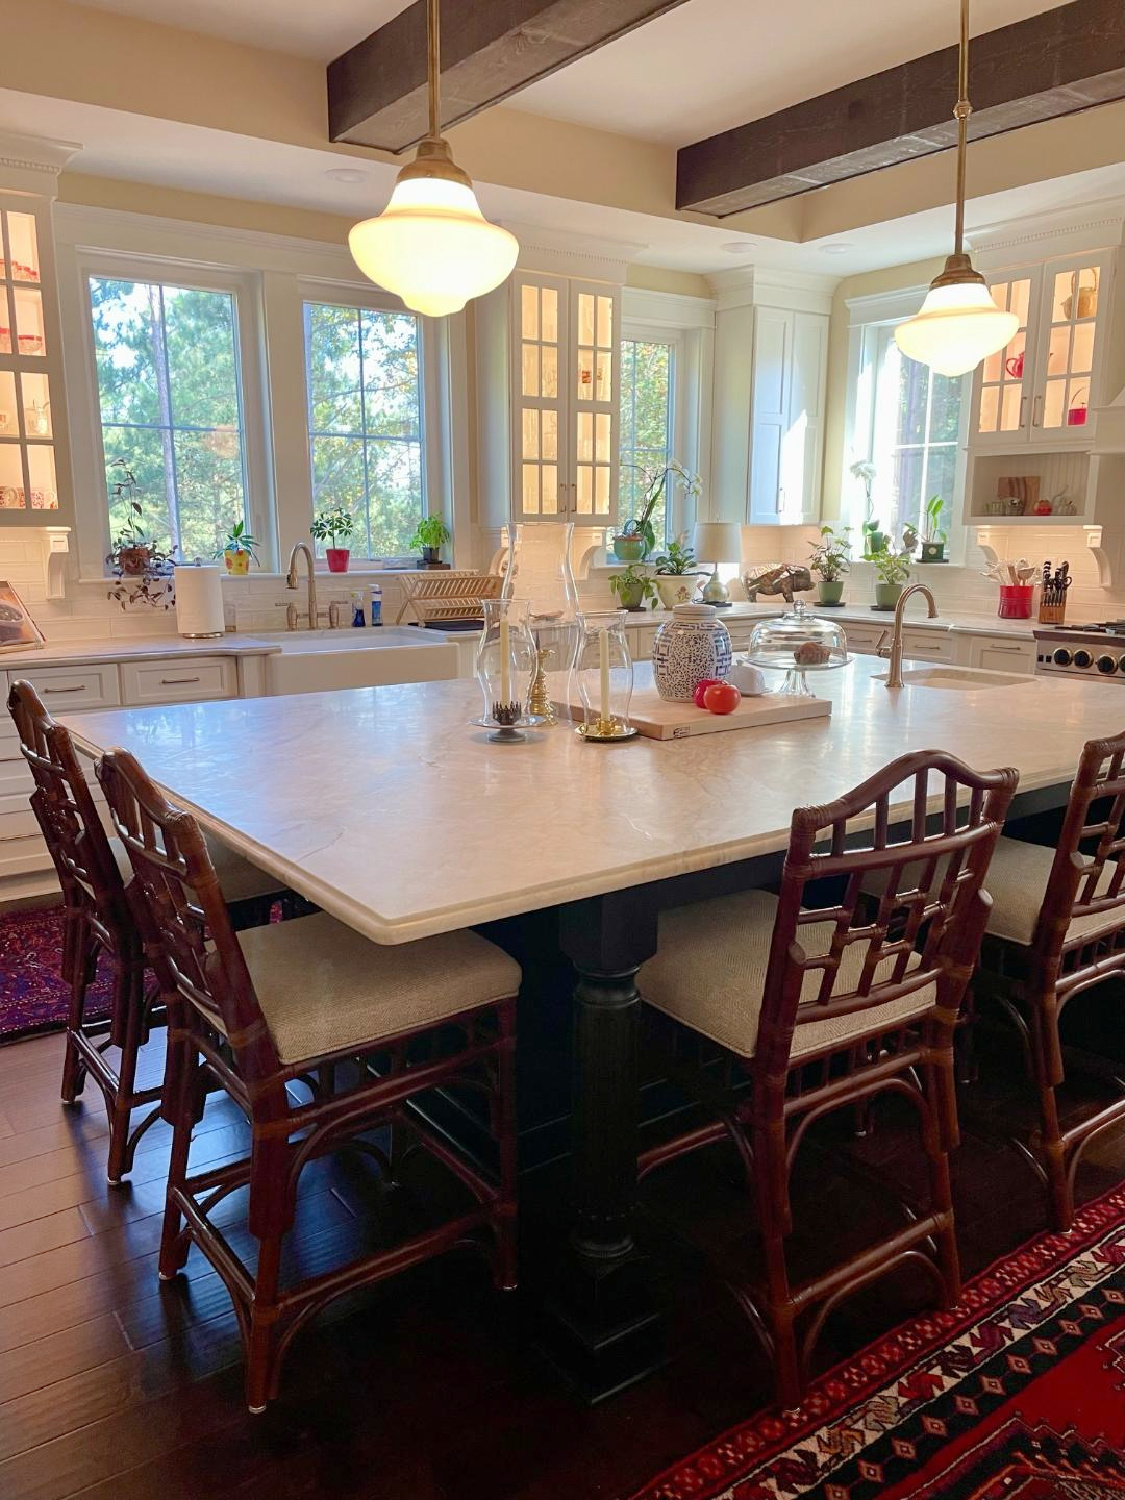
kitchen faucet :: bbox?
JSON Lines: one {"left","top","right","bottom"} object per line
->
{"left": 877, "top": 583, "right": 938, "bottom": 689}
{"left": 285, "top": 543, "right": 319, "bottom": 631}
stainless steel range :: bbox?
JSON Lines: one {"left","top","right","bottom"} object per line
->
{"left": 1035, "top": 622, "right": 1125, "bottom": 681}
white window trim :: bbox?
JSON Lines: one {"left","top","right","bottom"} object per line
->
{"left": 841, "top": 290, "right": 971, "bottom": 564}
{"left": 53, "top": 204, "right": 465, "bottom": 577}
{"left": 62, "top": 248, "right": 274, "bottom": 575}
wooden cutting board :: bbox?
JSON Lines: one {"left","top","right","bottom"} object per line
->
{"left": 552, "top": 666, "right": 831, "bottom": 741}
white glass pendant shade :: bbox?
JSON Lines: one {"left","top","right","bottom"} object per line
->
{"left": 349, "top": 174, "right": 519, "bottom": 319}
{"left": 895, "top": 277, "right": 1019, "bottom": 378}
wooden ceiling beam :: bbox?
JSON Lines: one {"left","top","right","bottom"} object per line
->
{"left": 328, "top": 0, "right": 691, "bottom": 153}
{"left": 677, "top": 0, "right": 1125, "bottom": 217}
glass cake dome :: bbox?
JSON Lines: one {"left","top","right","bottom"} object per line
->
{"left": 746, "top": 601, "right": 851, "bottom": 696}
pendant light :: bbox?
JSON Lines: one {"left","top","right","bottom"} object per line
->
{"left": 894, "top": 0, "right": 1018, "bottom": 377}
{"left": 348, "top": 0, "right": 519, "bottom": 318}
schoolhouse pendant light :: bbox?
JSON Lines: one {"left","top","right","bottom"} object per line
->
{"left": 348, "top": 0, "right": 519, "bottom": 318}
{"left": 894, "top": 0, "right": 1018, "bottom": 377}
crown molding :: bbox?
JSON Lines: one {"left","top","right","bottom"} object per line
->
{"left": 622, "top": 285, "right": 715, "bottom": 328}
{"left": 845, "top": 285, "right": 930, "bottom": 326}
{"left": 707, "top": 264, "right": 836, "bottom": 314}
{"left": 0, "top": 131, "right": 80, "bottom": 200}
{"left": 505, "top": 222, "right": 648, "bottom": 284}
{"left": 970, "top": 197, "right": 1125, "bottom": 267}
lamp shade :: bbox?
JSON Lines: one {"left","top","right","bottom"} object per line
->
{"left": 894, "top": 279, "right": 1019, "bottom": 378}
{"left": 692, "top": 521, "right": 742, "bottom": 565}
{"left": 349, "top": 175, "right": 519, "bottom": 319}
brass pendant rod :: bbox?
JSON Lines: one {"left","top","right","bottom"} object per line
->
{"left": 953, "top": 0, "right": 971, "bottom": 257}
{"left": 427, "top": 0, "right": 442, "bottom": 142}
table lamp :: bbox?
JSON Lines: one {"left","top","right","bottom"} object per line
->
{"left": 692, "top": 522, "right": 742, "bottom": 606}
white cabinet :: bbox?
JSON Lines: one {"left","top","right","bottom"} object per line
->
{"left": 120, "top": 655, "right": 237, "bottom": 706}
{"left": 962, "top": 635, "right": 1035, "bottom": 673}
{"left": 748, "top": 308, "right": 827, "bottom": 526}
{"left": 973, "top": 252, "right": 1115, "bottom": 451}
{"left": 510, "top": 272, "right": 620, "bottom": 526}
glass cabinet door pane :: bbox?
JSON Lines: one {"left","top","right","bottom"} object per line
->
{"left": 14, "top": 288, "right": 45, "bottom": 356}
{"left": 1041, "top": 262, "right": 1101, "bottom": 430}
{"left": 521, "top": 283, "right": 539, "bottom": 341}
{"left": 27, "top": 445, "right": 57, "bottom": 509}
{"left": 515, "top": 278, "right": 566, "bottom": 522}
{"left": 20, "top": 372, "right": 51, "bottom": 437}
{"left": 0, "top": 445, "right": 24, "bottom": 508}
{"left": 0, "top": 373, "right": 16, "bottom": 437}
{"left": 3, "top": 212, "right": 40, "bottom": 284}
{"left": 978, "top": 277, "right": 1031, "bottom": 436}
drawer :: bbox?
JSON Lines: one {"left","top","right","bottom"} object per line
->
{"left": 0, "top": 805, "right": 42, "bottom": 844}
{"left": 966, "top": 636, "right": 1034, "bottom": 673}
{"left": 901, "top": 628, "right": 955, "bottom": 663}
{"left": 7, "top": 663, "right": 122, "bottom": 711}
{"left": 840, "top": 623, "right": 885, "bottom": 655}
{"left": 121, "top": 656, "right": 237, "bottom": 706}
{"left": 0, "top": 758, "right": 31, "bottom": 798}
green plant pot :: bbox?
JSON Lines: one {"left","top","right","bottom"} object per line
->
{"left": 919, "top": 542, "right": 946, "bottom": 564}
{"left": 874, "top": 581, "right": 904, "bottom": 609}
{"left": 616, "top": 582, "right": 648, "bottom": 611}
{"left": 817, "top": 580, "right": 845, "bottom": 606}
{"left": 612, "top": 534, "right": 647, "bottom": 564}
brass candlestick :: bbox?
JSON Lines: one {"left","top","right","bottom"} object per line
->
{"left": 525, "top": 646, "right": 556, "bottom": 725}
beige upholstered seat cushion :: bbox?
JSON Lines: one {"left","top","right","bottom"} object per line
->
{"left": 983, "top": 836, "right": 1125, "bottom": 948}
{"left": 110, "top": 833, "right": 282, "bottom": 905}
{"left": 235, "top": 911, "right": 522, "bottom": 1065}
{"left": 639, "top": 889, "right": 935, "bottom": 1062}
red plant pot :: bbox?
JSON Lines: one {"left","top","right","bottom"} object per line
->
{"left": 998, "top": 584, "right": 1033, "bottom": 620}
{"left": 325, "top": 548, "right": 350, "bottom": 574}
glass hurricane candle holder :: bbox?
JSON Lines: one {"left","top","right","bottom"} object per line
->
{"left": 475, "top": 596, "right": 535, "bottom": 727}
{"left": 573, "top": 610, "right": 635, "bottom": 741}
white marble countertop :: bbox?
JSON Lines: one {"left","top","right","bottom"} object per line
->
{"left": 0, "top": 634, "right": 282, "bottom": 671}
{"left": 631, "top": 601, "right": 1039, "bottom": 639}
{"left": 63, "top": 657, "right": 1125, "bottom": 947}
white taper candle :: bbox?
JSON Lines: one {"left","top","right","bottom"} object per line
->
{"left": 599, "top": 625, "right": 610, "bottom": 725}
{"left": 500, "top": 616, "right": 511, "bottom": 703}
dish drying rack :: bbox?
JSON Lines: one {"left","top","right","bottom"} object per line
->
{"left": 395, "top": 571, "right": 503, "bottom": 627}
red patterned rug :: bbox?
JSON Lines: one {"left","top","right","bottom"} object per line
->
{"left": 0, "top": 903, "right": 110, "bottom": 1043}
{"left": 632, "top": 1186, "right": 1125, "bottom": 1500}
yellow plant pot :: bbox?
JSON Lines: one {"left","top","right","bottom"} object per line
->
{"left": 224, "top": 550, "right": 250, "bottom": 576}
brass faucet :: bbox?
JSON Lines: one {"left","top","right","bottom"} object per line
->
{"left": 877, "top": 582, "right": 938, "bottom": 689}
{"left": 285, "top": 543, "right": 319, "bottom": 631}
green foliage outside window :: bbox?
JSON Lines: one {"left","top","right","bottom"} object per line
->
{"left": 619, "top": 339, "right": 674, "bottom": 542}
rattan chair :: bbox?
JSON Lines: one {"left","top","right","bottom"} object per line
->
{"left": 974, "top": 730, "right": 1125, "bottom": 1230}
{"left": 636, "top": 750, "right": 1017, "bottom": 1408}
{"left": 96, "top": 746, "right": 521, "bottom": 1413}
{"left": 7, "top": 680, "right": 283, "bottom": 1183}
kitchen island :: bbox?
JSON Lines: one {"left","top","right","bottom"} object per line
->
{"left": 63, "top": 659, "right": 1125, "bottom": 1398}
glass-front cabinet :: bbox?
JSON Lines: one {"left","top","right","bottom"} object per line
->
{"left": 0, "top": 201, "right": 59, "bottom": 517}
{"left": 973, "top": 252, "right": 1113, "bottom": 450}
{"left": 511, "top": 272, "right": 619, "bottom": 525}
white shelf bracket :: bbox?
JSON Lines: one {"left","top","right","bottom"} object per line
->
{"left": 42, "top": 526, "right": 70, "bottom": 600}
{"left": 1084, "top": 524, "right": 1112, "bottom": 587}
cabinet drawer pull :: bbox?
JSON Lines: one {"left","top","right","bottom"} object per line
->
{"left": 41, "top": 684, "right": 85, "bottom": 695}
{"left": 1032, "top": 395, "right": 1043, "bottom": 427}
{"left": 158, "top": 675, "right": 202, "bottom": 685}
{"left": 1019, "top": 394, "right": 1028, "bottom": 427}
{"left": 985, "top": 644, "right": 1025, "bottom": 654}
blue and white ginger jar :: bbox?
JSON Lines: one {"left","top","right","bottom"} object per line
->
{"left": 651, "top": 603, "right": 732, "bottom": 701}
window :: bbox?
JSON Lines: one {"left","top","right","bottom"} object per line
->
{"left": 89, "top": 276, "right": 248, "bottom": 560}
{"left": 618, "top": 336, "right": 675, "bottom": 538}
{"left": 304, "top": 300, "right": 425, "bottom": 559}
{"left": 851, "top": 321, "right": 967, "bottom": 544}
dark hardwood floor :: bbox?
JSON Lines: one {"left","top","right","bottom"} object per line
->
{"left": 0, "top": 1014, "right": 1122, "bottom": 1500}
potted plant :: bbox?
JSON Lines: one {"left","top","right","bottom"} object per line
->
{"left": 807, "top": 525, "right": 850, "bottom": 606}
{"left": 105, "top": 464, "right": 176, "bottom": 610}
{"left": 861, "top": 519, "right": 889, "bottom": 559}
{"left": 608, "top": 564, "right": 656, "bottom": 612}
{"left": 613, "top": 461, "right": 701, "bottom": 563}
{"left": 919, "top": 495, "right": 948, "bottom": 563}
{"left": 650, "top": 538, "right": 701, "bottom": 608}
{"left": 310, "top": 505, "right": 355, "bottom": 573}
{"left": 217, "top": 519, "right": 259, "bottom": 576}
{"left": 873, "top": 549, "right": 913, "bottom": 610}
{"left": 409, "top": 514, "right": 452, "bottom": 566}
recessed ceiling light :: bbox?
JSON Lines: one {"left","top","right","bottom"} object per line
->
{"left": 326, "top": 167, "right": 367, "bottom": 184}
{"left": 820, "top": 242, "right": 854, "bottom": 255}
{"left": 722, "top": 241, "right": 755, "bottom": 255}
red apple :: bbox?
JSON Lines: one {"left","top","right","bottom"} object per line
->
{"left": 703, "top": 681, "right": 742, "bottom": 716}
{"left": 692, "top": 677, "right": 722, "bottom": 709}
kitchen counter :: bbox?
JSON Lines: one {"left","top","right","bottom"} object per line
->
{"left": 0, "top": 633, "right": 282, "bottom": 670}
{"left": 634, "top": 601, "right": 1038, "bottom": 639}
{"left": 63, "top": 655, "right": 1119, "bottom": 946}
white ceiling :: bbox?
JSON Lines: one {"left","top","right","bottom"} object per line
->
{"left": 74, "top": 0, "right": 1059, "bottom": 142}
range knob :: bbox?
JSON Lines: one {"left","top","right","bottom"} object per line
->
{"left": 1118, "top": 655, "right": 1125, "bottom": 674}
{"left": 1073, "top": 649, "right": 1094, "bottom": 669}
{"left": 1097, "top": 654, "right": 1119, "bottom": 676}
{"left": 1052, "top": 647, "right": 1073, "bottom": 666}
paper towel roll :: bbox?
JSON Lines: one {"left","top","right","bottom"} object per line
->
{"left": 174, "top": 566, "right": 225, "bottom": 638}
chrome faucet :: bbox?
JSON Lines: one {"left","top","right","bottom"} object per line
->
{"left": 285, "top": 543, "right": 319, "bottom": 631}
{"left": 877, "top": 582, "right": 938, "bottom": 689}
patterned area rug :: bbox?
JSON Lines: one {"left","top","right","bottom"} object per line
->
{"left": 0, "top": 903, "right": 110, "bottom": 1043}
{"left": 632, "top": 1186, "right": 1125, "bottom": 1500}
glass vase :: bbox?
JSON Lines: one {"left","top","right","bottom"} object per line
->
{"left": 573, "top": 610, "right": 633, "bottom": 740}
{"left": 502, "top": 521, "right": 580, "bottom": 670}
{"left": 475, "top": 597, "right": 535, "bottom": 723}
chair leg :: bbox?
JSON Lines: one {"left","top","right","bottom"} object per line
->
{"left": 105, "top": 958, "right": 146, "bottom": 1186}
{"left": 1029, "top": 997, "right": 1074, "bottom": 1231}
{"left": 245, "top": 1231, "right": 283, "bottom": 1415}
{"left": 158, "top": 1033, "right": 198, "bottom": 1280}
{"left": 923, "top": 1065, "right": 962, "bottom": 1307}
{"left": 60, "top": 916, "right": 93, "bottom": 1106}
{"left": 494, "top": 1003, "right": 519, "bottom": 1292}
{"left": 753, "top": 1120, "right": 803, "bottom": 1409}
